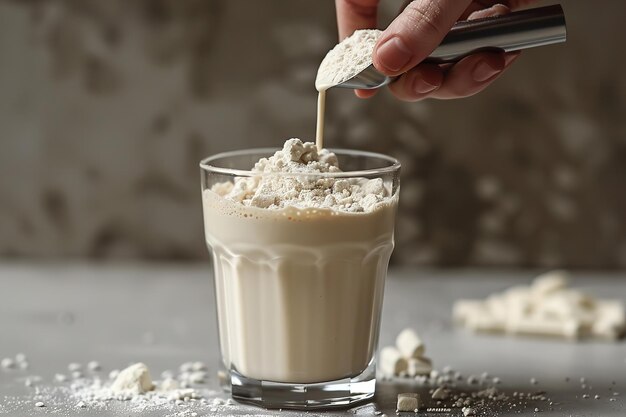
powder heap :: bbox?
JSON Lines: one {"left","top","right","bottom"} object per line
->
{"left": 453, "top": 270, "right": 626, "bottom": 340}
{"left": 212, "top": 138, "right": 391, "bottom": 213}
{"left": 315, "top": 29, "right": 382, "bottom": 90}
{"left": 109, "top": 363, "right": 154, "bottom": 394}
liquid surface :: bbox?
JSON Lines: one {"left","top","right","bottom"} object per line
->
{"left": 203, "top": 190, "right": 398, "bottom": 383}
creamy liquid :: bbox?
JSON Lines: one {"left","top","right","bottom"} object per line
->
{"left": 315, "top": 89, "right": 327, "bottom": 151}
{"left": 203, "top": 189, "right": 398, "bottom": 383}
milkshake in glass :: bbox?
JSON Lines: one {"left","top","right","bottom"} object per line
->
{"left": 200, "top": 139, "right": 400, "bottom": 409}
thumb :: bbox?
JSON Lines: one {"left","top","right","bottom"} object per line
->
{"left": 373, "top": 0, "right": 472, "bottom": 76}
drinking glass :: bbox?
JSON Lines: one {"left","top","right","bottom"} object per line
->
{"left": 200, "top": 148, "right": 400, "bottom": 409}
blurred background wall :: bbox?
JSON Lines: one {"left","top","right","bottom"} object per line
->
{"left": 0, "top": 0, "right": 625, "bottom": 268}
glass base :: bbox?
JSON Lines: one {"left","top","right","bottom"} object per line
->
{"left": 221, "top": 360, "right": 376, "bottom": 410}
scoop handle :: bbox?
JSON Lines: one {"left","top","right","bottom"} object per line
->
{"left": 425, "top": 4, "right": 567, "bottom": 64}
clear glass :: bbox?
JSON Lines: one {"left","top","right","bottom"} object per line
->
{"left": 200, "top": 148, "right": 400, "bottom": 410}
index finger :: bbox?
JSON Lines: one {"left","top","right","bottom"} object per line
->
{"left": 335, "top": 0, "right": 381, "bottom": 40}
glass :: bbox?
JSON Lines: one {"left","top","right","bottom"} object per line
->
{"left": 200, "top": 148, "right": 400, "bottom": 409}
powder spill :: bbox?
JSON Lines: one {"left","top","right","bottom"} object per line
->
{"left": 379, "top": 328, "right": 624, "bottom": 416}
{"left": 1, "top": 351, "right": 624, "bottom": 415}
{"left": 0, "top": 360, "right": 239, "bottom": 417}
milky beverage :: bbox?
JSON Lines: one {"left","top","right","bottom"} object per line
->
{"left": 203, "top": 30, "right": 394, "bottom": 385}
{"left": 202, "top": 139, "right": 398, "bottom": 384}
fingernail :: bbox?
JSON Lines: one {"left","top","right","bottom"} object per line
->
{"left": 472, "top": 60, "right": 502, "bottom": 82}
{"left": 413, "top": 77, "right": 438, "bottom": 94}
{"left": 376, "top": 36, "right": 413, "bottom": 73}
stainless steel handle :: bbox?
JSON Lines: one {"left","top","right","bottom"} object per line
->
{"left": 335, "top": 4, "right": 567, "bottom": 89}
{"left": 425, "top": 4, "right": 567, "bottom": 63}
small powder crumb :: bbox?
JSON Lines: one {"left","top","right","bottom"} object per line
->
{"left": 35, "top": 402, "right": 45, "bottom": 407}
{"left": 87, "top": 361, "right": 101, "bottom": 371}
{"left": 110, "top": 363, "right": 154, "bottom": 394}
{"left": 463, "top": 407, "right": 476, "bottom": 416}
{"left": 188, "top": 371, "right": 206, "bottom": 384}
{"left": 191, "top": 362, "right": 206, "bottom": 372}
{"left": 1, "top": 358, "right": 15, "bottom": 369}
{"left": 179, "top": 362, "right": 193, "bottom": 373}
{"left": 68, "top": 363, "right": 81, "bottom": 372}
{"left": 397, "top": 393, "right": 419, "bottom": 412}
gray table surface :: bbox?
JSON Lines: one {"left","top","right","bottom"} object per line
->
{"left": 0, "top": 263, "right": 625, "bottom": 416}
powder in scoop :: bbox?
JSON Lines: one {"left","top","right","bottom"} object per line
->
{"left": 316, "top": 29, "right": 382, "bottom": 90}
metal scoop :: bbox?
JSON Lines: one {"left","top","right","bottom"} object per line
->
{"left": 335, "top": 4, "right": 567, "bottom": 90}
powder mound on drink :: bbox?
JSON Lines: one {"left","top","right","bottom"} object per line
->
{"left": 316, "top": 29, "right": 382, "bottom": 90}
{"left": 453, "top": 270, "right": 626, "bottom": 340}
{"left": 212, "top": 138, "right": 392, "bottom": 213}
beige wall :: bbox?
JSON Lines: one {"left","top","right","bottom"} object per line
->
{"left": 0, "top": 0, "right": 625, "bottom": 267}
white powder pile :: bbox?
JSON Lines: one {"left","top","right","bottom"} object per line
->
{"left": 315, "top": 29, "right": 382, "bottom": 90}
{"left": 379, "top": 328, "right": 432, "bottom": 378}
{"left": 109, "top": 363, "right": 154, "bottom": 394}
{"left": 212, "top": 138, "right": 391, "bottom": 213}
{"left": 453, "top": 270, "right": 626, "bottom": 340}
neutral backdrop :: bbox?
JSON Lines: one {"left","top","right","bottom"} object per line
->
{"left": 0, "top": 0, "right": 625, "bottom": 268}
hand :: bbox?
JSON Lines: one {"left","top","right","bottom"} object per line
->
{"left": 335, "top": 0, "right": 534, "bottom": 101}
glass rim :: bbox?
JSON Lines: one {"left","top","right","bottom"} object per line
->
{"left": 199, "top": 147, "right": 401, "bottom": 178}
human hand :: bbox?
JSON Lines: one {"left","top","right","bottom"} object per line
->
{"left": 335, "top": 0, "right": 535, "bottom": 101}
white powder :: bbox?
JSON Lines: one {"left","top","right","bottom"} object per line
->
{"left": 315, "top": 29, "right": 382, "bottom": 90}
{"left": 0, "top": 360, "right": 241, "bottom": 416}
{"left": 213, "top": 138, "right": 390, "bottom": 213}
{"left": 453, "top": 270, "right": 626, "bottom": 340}
{"left": 110, "top": 363, "right": 155, "bottom": 394}
{"left": 381, "top": 329, "right": 565, "bottom": 415}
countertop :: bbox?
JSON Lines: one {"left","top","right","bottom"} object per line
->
{"left": 0, "top": 263, "right": 624, "bottom": 416}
